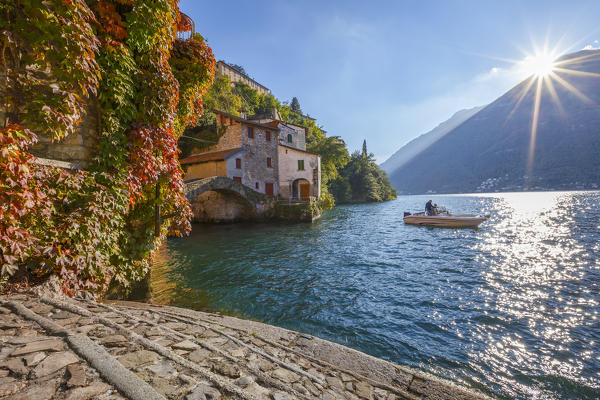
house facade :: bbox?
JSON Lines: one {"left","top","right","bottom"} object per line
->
{"left": 181, "top": 110, "right": 321, "bottom": 202}
{"left": 216, "top": 61, "right": 270, "bottom": 95}
{"left": 181, "top": 111, "right": 279, "bottom": 196}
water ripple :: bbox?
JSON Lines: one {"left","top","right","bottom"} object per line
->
{"left": 154, "top": 191, "right": 600, "bottom": 399}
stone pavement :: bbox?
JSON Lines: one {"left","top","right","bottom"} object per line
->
{"left": 0, "top": 293, "right": 491, "bottom": 400}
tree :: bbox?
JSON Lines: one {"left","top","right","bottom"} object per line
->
{"left": 362, "top": 139, "right": 368, "bottom": 158}
{"left": 290, "top": 97, "right": 302, "bottom": 114}
{"left": 229, "top": 63, "right": 247, "bottom": 75}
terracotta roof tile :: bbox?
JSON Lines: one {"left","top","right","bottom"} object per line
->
{"left": 180, "top": 148, "right": 241, "bottom": 165}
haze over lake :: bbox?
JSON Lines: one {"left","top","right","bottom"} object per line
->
{"left": 154, "top": 191, "right": 600, "bottom": 399}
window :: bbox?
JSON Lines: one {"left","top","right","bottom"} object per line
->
{"left": 247, "top": 127, "right": 254, "bottom": 138}
{"left": 265, "top": 183, "right": 274, "bottom": 195}
{"left": 266, "top": 157, "right": 272, "bottom": 168}
{"left": 255, "top": 182, "right": 259, "bottom": 189}
{"left": 233, "top": 177, "right": 242, "bottom": 183}
{"left": 235, "top": 158, "right": 241, "bottom": 169}
{"left": 298, "top": 160, "right": 304, "bottom": 170}
{"left": 266, "top": 131, "right": 271, "bottom": 141}
{"left": 287, "top": 133, "right": 293, "bottom": 143}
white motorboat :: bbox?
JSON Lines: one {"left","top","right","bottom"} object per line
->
{"left": 403, "top": 211, "right": 488, "bottom": 228}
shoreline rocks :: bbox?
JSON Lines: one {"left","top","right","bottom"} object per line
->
{"left": 0, "top": 293, "right": 490, "bottom": 399}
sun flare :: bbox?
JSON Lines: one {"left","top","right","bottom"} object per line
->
{"left": 520, "top": 52, "right": 556, "bottom": 77}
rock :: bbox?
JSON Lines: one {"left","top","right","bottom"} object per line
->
{"left": 185, "top": 382, "right": 221, "bottom": 400}
{"left": 235, "top": 375, "right": 254, "bottom": 387}
{"left": 259, "top": 359, "right": 274, "bottom": 371}
{"left": 0, "top": 379, "right": 26, "bottom": 397}
{"left": 229, "top": 348, "right": 245, "bottom": 358}
{"left": 67, "top": 363, "right": 87, "bottom": 387}
{"left": 172, "top": 339, "right": 199, "bottom": 351}
{"left": 307, "top": 367, "right": 326, "bottom": 382}
{"left": 272, "top": 367, "right": 300, "bottom": 383}
{"left": 341, "top": 372, "right": 354, "bottom": 382}
{"left": 0, "top": 307, "right": 10, "bottom": 314}
{"left": 117, "top": 350, "right": 160, "bottom": 369}
{"left": 65, "top": 382, "right": 111, "bottom": 400}
{"left": 146, "top": 361, "right": 177, "bottom": 377}
{"left": 326, "top": 376, "right": 344, "bottom": 390}
{"left": 212, "top": 362, "right": 240, "bottom": 378}
{"left": 99, "top": 335, "right": 128, "bottom": 347}
{"left": 74, "top": 324, "right": 100, "bottom": 335}
{"left": 0, "top": 358, "right": 28, "bottom": 376}
{"left": 17, "top": 328, "right": 38, "bottom": 337}
{"left": 354, "top": 381, "right": 373, "bottom": 400}
{"left": 272, "top": 391, "right": 292, "bottom": 400}
{"left": 292, "top": 382, "right": 308, "bottom": 394}
{"left": 153, "top": 338, "right": 172, "bottom": 347}
{"left": 0, "top": 346, "right": 13, "bottom": 361}
{"left": 188, "top": 348, "right": 211, "bottom": 364}
{"left": 50, "top": 310, "right": 75, "bottom": 319}
{"left": 31, "top": 351, "right": 79, "bottom": 378}
{"left": 322, "top": 390, "right": 341, "bottom": 400}
{"left": 0, "top": 369, "right": 8, "bottom": 377}
{"left": 23, "top": 351, "right": 47, "bottom": 366}
{"left": 11, "top": 338, "right": 64, "bottom": 356}
{"left": 163, "top": 322, "right": 187, "bottom": 331}
{"left": 145, "top": 327, "right": 162, "bottom": 337}
{"left": 11, "top": 377, "right": 58, "bottom": 400}
{"left": 346, "top": 382, "right": 354, "bottom": 391}
{"left": 303, "top": 378, "right": 321, "bottom": 396}
{"left": 56, "top": 316, "right": 82, "bottom": 326}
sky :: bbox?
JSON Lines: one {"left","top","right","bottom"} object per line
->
{"left": 180, "top": 0, "right": 600, "bottom": 163}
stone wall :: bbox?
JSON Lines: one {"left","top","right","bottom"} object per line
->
{"left": 190, "top": 190, "right": 255, "bottom": 223}
{"left": 278, "top": 145, "right": 321, "bottom": 199}
{"left": 30, "top": 99, "right": 99, "bottom": 168}
{"left": 241, "top": 124, "right": 279, "bottom": 196}
{"left": 211, "top": 117, "right": 243, "bottom": 152}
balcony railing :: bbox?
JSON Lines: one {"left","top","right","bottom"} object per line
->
{"left": 177, "top": 12, "right": 195, "bottom": 40}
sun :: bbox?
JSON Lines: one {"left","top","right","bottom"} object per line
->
{"left": 520, "top": 52, "right": 556, "bottom": 77}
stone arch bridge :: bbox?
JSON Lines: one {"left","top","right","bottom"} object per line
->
{"left": 184, "top": 176, "right": 276, "bottom": 223}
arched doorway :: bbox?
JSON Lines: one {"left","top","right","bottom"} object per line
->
{"left": 291, "top": 178, "right": 311, "bottom": 202}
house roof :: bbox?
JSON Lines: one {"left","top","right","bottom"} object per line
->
{"left": 212, "top": 110, "right": 280, "bottom": 131}
{"left": 279, "top": 143, "right": 320, "bottom": 156}
{"left": 180, "top": 148, "right": 242, "bottom": 165}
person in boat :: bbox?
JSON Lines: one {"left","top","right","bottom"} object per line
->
{"left": 433, "top": 203, "right": 439, "bottom": 215}
{"left": 425, "top": 200, "right": 434, "bottom": 216}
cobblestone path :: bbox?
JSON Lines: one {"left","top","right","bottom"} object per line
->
{"left": 0, "top": 294, "right": 489, "bottom": 400}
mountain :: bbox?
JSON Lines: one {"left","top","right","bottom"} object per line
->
{"left": 389, "top": 49, "right": 600, "bottom": 194}
{"left": 380, "top": 106, "right": 484, "bottom": 174}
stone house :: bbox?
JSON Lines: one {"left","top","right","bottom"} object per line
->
{"left": 181, "top": 110, "right": 280, "bottom": 196}
{"left": 181, "top": 110, "right": 321, "bottom": 202}
{"left": 216, "top": 61, "right": 270, "bottom": 95}
{"left": 249, "top": 116, "right": 321, "bottom": 201}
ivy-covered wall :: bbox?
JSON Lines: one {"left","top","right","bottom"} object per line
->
{"left": 0, "top": 0, "right": 215, "bottom": 297}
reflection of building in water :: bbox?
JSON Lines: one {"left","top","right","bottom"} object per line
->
{"left": 149, "top": 245, "right": 212, "bottom": 310}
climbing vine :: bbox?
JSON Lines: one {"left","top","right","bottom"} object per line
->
{"left": 0, "top": 0, "right": 215, "bottom": 296}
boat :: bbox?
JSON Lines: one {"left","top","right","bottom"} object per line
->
{"left": 403, "top": 211, "right": 488, "bottom": 228}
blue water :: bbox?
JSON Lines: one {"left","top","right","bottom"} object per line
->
{"left": 154, "top": 191, "right": 600, "bottom": 399}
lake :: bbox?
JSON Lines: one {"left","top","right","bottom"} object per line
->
{"left": 152, "top": 191, "right": 600, "bottom": 399}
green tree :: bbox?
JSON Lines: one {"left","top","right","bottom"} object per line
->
{"left": 290, "top": 97, "right": 302, "bottom": 114}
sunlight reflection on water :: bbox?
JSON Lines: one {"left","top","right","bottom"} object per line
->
{"left": 154, "top": 191, "right": 600, "bottom": 399}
